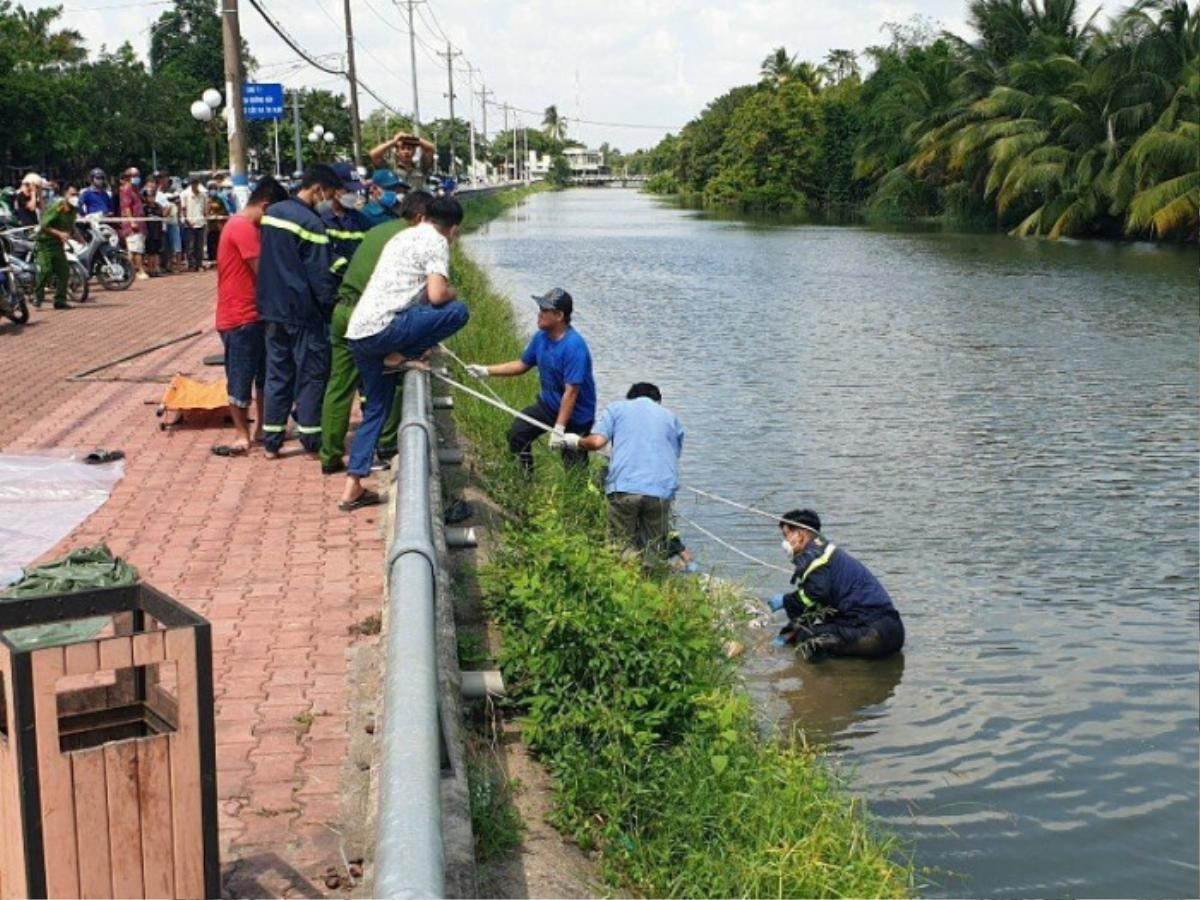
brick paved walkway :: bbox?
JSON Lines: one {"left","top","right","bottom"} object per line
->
{"left": 1, "top": 273, "right": 386, "bottom": 897}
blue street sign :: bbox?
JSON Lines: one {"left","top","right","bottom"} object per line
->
{"left": 243, "top": 83, "right": 284, "bottom": 120}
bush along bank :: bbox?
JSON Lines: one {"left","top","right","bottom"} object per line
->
{"left": 445, "top": 195, "right": 914, "bottom": 897}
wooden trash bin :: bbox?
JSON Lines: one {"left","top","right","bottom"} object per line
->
{"left": 0, "top": 583, "right": 218, "bottom": 899}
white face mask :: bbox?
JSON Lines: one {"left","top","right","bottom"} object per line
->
{"left": 338, "top": 192, "right": 361, "bottom": 210}
{"left": 781, "top": 538, "right": 794, "bottom": 557}
{"left": 67, "top": 196, "right": 79, "bottom": 208}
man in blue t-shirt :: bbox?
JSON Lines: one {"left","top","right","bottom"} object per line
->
{"left": 466, "top": 287, "right": 596, "bottom": 473}
{"left": 567, "top": 381, "right": 685, "bottom": 557}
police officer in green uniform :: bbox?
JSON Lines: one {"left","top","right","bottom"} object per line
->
{"left": 34, "top": 184, "right": 78, "bottom": 309}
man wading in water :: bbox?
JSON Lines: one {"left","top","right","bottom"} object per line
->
{"left": 768, "top": 509, "right": 905, "bottom": 661}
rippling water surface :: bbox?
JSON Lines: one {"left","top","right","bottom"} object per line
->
{"left": 465, "top": 189, "right": 1199, "bottom": 897}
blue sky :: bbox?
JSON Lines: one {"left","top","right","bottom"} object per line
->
{"left": 32, "top": 0, "right": 1120, "bottom": 151}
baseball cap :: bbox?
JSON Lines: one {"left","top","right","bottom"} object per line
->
{"left": 532, "top": 288, "right": 573, "bottom": 315}
{"left": 331, "top": 161, "right": 365, "bottom": 191}
{"left": 371, "top": 168, "right": 402, "bottom": 189}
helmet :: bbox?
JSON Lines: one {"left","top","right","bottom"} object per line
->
{"left": 21, "top": 172, "right": 43, "bottom": 188}
{"left": 89, "top": 167, "right": 106, "bottom": 183}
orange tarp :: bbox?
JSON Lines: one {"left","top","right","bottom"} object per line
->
{"left": 159, "top": 374, "right": 228, "bottom": 411}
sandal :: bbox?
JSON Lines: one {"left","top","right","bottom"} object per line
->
{"left": 83, "top": 448, "right": 125, "bottom": 464}
{"left": 211, "top": 444, "right": 248, "bottom": 457}
{"left": 338, "top": 489, "right": 383, "bottom": 512}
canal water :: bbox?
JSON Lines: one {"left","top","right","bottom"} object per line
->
{"left": 464, "top": 188, "right": 1199, "bottom": 897}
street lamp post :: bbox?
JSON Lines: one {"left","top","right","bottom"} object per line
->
{"left": 306, "top": 124, "right": 336, "bottom": 162}
{"left": 190, "top": 89, "right": 224, "bottom": 171}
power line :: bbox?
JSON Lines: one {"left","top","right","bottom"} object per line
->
{"left": 415, "top": 3, "right": 448, "bottom": 44}
{"left": 245, "top": 0, "right": 343, "bottom": 75}
{"left": 248, "top": 0, "right": 409, "bottom": 129}
{"left": 483, "top": 98, "right": 681, "bottom": 131}
{"left": 361, "top": 0, "right": 407, "bottom": 35}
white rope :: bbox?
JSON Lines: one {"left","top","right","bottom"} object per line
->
{"left": 431, "top": 365, "right": 821, "bottom": 532}
{"left": 675, "top": 511, "right": 793, "bottom": 574}
{"left": 681, "top": 486, "right": 820, "bottom": 534}
{"left": 430, "top": 369, "right": 564, "bottom": 435}
{"left": 437, "top": 342, "right": 508, "bottom": 406}
{"left": 428, "top": 366, "right": 814, "bottom": 575}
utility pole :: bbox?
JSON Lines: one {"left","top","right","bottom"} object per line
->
{"left": 438, "top": 41, "right": 461, "bottom": 176}
{"left": 512, "top": 115, "right": 518, "bottom": 182}
{"left": 343, "top": 0, "right": 363, "bottom": 165}
{"left": 220, "top": 0, "right": 249, "bottom": 208}
{"left": 477, "top": 82, "right": 492, "bottom": 142}
{"left": 476, "top": 82, "right": 493, "bottom": 181}
{"left": 502, "top": 102, "right": 509, "bottom": 181}
{"left": 291, "top": 89, "right": 303, "bottom": 175}
{"left": 405, "top": 0, "right": 421, "bottom": 135}
{"left": 522, "top": 126, "right": 528, "bottom": 183}
{"left": 466, "top": 64, "right": 477, "bottom": 183}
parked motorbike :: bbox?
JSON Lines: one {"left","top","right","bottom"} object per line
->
{"left": 70, "top": 218, "right": 134, "bottom": 291}
{"left": 0, "top": 234, "right": 30, "bottom": 324}
{"left": 6, "top": 234, "right": 89, "bottom": 304}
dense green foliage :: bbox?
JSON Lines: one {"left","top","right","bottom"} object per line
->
{"left": 0, "top": 0, "right": 357, "bottom": 179}
{"left": 444, "top": 187, "right": 914, "bottom": 897}
{"left": 642, "top": 0, "right": 1198, "bottom": 239}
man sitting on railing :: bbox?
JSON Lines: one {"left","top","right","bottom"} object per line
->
{"left": 339, "top": 196, "right": 469, "bottom": 511}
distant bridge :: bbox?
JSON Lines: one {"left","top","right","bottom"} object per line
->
{"left": 567, "top": 173, "right": 648, "bottom": 187}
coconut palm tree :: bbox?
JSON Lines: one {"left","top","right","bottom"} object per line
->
{"left": 14, "top": 5, "right": 85, "bottom": 67}
{"left": 542, "top": 105, "right": 566, "bottom": 141}
{"left": 792, "top": 61, "right": 826, "bottom": 94}
{"left": 760, "top": 47, "right": 796, "bottom": 85}
{"left": 1120, "top": 57, "right": 1199, "bottom": 237}
{"left": 824, "top": 49, "right": 860, "bottom": 84}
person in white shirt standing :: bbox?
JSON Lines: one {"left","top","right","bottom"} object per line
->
{"left": 338, "top": 196, "right": 469, "bottom": 511}
{"left": 181, "top": 177, "right": 208, "bottom": 271}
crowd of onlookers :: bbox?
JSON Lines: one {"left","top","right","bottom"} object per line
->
{"left": 0, "top": 129, "right": 445, "bottom": 284}
{"left": 2, "top": 167, "right": 244, "bottom": 281}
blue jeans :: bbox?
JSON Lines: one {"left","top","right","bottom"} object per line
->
{"left": 263, "top": 321, "right": 331, "bottom": 453}
{"left": 346, "top": 301, "right": 469, "bottom": 477}
{"left": 220, "top": 322, "right": 266, "bottom": 408}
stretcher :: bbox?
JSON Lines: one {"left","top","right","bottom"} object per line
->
{"left": 155, "top": 373, "right": 229, "bottom": 430}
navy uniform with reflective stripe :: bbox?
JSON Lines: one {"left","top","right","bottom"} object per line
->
{"left": 321, "top": 206, "right": 372, "bottom": 280}
{"left": 781, "top": 538, "right": 904, "bottom": 658}
{"left": 256, "top": 197, "right": 339, "bottom": 453}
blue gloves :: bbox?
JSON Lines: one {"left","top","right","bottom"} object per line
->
{"left": 771, "top": 634, "right": 790, "bottom": 647}
{"left": 767, "top": 592, "right": 786, "bottom": 612}
{"left": 683, "top": 560, "right": 700, "bottom": 574}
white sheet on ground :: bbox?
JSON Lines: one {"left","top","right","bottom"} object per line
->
{"left": 0, "top": 452, "right": 125, "bottom": 585}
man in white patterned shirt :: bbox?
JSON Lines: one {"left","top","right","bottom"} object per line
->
{"left": 339, "top": 196, "right": 468, "bottom": 510}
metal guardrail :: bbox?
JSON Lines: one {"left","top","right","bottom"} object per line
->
{"left": 375, "top": 369, "right": 444, "bottom": 899}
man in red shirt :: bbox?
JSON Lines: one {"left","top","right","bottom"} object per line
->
{"left": 118, "top": 167, "right": 148, "bottom": 281}
{"left": 212, "top": 176, "right": 289, "bottom": 456}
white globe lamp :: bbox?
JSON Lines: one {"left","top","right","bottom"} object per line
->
{"left": 324, "top": 132, "right": 335, "bottom": 144}
{"left": 202, "top": 88, "right": 222, "bottom": 109}
{"left": 313, "top": 124, "right": 325, "bottom": 137}
{"left": 190, "top": 100, "right": 213, "bottom": 122}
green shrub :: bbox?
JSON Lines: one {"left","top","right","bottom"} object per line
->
{"left": 644, "top": 171, "right": 680, "bottom": 194}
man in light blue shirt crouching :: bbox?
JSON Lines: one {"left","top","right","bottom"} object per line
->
{"left": 567, "top": 382, "right": 685, "bottom": 558}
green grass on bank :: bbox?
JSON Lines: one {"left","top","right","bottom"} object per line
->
{"left": 448, "top": 187, "right": 913, "bottom": 898}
